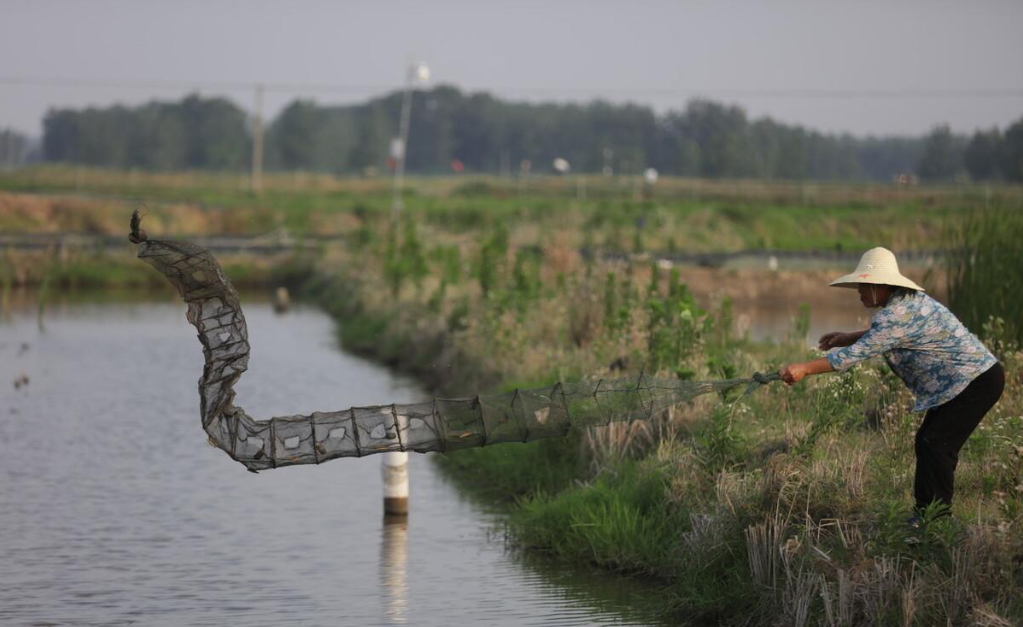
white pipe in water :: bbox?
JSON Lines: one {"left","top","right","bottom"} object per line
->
{"left": 381, "top": 452, "right": 409, "bottom": 516}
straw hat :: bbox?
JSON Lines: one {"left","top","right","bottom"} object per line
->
{"left": 829, "top": 247, "right": 924, "bottom": 291}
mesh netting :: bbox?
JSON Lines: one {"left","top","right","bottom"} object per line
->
{"left": 131, "top": 222, "right": 778, "bottom": 472}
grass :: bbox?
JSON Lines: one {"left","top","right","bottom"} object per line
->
{"left": 6, "top": 165, "right": 1022, "bottom": 255}
{"left": 2, "top": 246, "right": 318, "bottom": 291}
{"left": 434, "top": 435, "right": 583, "bottom": 500}
{"left": 511, "top": 459, "right": 684, "bottom": 575}
{"left": 947, "top": 206, "right": 1023, "bottom": 346}
{"left": 7, "top": 169, "right": 1023, "bottom": 625}
{"left": 295, "top": 227, "right": 1023, "bottom": 624}
{"left": 302, "top": 209, "right": 1023, "bottom": 624}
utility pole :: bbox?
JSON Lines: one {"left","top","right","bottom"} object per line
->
{"left": 251, "top": 84, "right": 264, "bottom": 195}
{"left": 385, "top": 62, "right": 428, "bottom": 514}
{"left": 391, "top": 62, "right": 429, "bottom": 220}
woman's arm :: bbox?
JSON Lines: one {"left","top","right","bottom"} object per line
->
{"left": 818, "top": 330, "right": 867, "bottom": 350}
{"left": 779, "top": 357, "right": 834, "bottom": 385}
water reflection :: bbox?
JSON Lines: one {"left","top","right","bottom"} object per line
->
{"left": 731, "top": 297, "right": 874, "bottom": 346}
{"left": 380, "top": 515, "right": 409, "bottom": 624}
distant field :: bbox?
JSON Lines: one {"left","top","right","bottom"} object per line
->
{"left": 2, "top": 166, "right": 1021, "bottom": 254}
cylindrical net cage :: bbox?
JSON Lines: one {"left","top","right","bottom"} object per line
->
{"left": 132, "top": 228, "right": 776, "bottom": 472}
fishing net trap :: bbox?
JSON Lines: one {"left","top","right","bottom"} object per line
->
{"left": 128, "top": 212, "right": 778, "bottom": 472}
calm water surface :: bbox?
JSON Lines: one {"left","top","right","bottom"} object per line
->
{"left": 0, "top": 297, "right": 669, "bottom": 626}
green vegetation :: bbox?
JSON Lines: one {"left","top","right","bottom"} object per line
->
{"left": 304, "top": 201, "right": 1023, "bottom": 624}
{"left": 947, "top": 207, "right": 1023, "bottom": 346}
{"left": 1, "top": 245, "right": 316, "bottom": 292}
{"left": 512, "top": 460, "right": 684, "bottom": 576}
{"left": 19, "top": 90, "right": 1023, "bottom": 182}
{"left": 435, "top": 436, "right": 583, "bottom": 500}
{"left": 42, "top": 95, "right": 252, "bottom": 171}
{"left": 7, "top": 174, "right": 1023, "bottom": 624}
{"left": 275, "top": 203, "right": 1022, "bottom": 623}
{"left": 5, "top": 167, "right": 1021, "bottom": 268}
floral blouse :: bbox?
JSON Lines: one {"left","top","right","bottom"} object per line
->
{"left": 826, "top": 289, "right": 997, "bottom": 412}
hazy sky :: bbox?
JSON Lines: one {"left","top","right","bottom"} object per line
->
{"left": 3, "top": 0, "right": 1022, "bottom": 137}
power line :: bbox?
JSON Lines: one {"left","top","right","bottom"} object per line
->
{"left": 0, "top": 76, "right": 390, "bottom": 94}
{"left": 499, "top": 87, "right": 1023, "bottom": 100}
{"left": 2, "top": 76, "right": 1022, "bottom": 101}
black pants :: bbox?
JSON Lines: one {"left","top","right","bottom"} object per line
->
{"left": 914, "top": 362, "right": 1005, "bottom": 511}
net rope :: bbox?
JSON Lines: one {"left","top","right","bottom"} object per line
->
{"left": 129, "top": 215, "right": 779, "bottom": 472}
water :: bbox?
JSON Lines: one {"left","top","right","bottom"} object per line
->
{"left": 734, "top": 298, "right": 875, "bottom": 347}
{"left": 0, "top": 297, "right": 669, "bottom": 627}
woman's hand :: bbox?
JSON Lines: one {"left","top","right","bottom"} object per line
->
{"left": 818, "top": 331, "right": 850, "bottom": 350}
{"left": 779, "top": 363, "right": 808, "bottom": 385}
{"left": 779, "top": 358, "right": 835, "bottom": 386}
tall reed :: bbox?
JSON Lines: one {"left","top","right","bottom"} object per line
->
{"left": 946, "top": 207, "right": 1023, "bottom": 346}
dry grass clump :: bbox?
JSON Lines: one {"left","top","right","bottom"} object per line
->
{"left": 0, "top": 192, "right": 122, "bottom": 232}
{"left": 0, "top": 191, "right": 270, "bottom": 237}
{"left": 731, "top": 512, "right": 1022, "bottom": 626}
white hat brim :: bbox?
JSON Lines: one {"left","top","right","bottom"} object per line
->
{"left": 829, "top": 272, "right": 924, "bottom": 291}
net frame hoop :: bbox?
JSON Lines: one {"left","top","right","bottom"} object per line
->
{"left": 473, "top": 396, "right": 488, "bottom": 447}
{"left": 432, "top": 398, "right": 450, "bottom": 452}
{"left": 551, "top": 381, "right": 571, "bottom": 435}
{"left": 390, "top": 403, "right": 405, "bottom": 452}
{"left": 269, "top": 418, "right": 278, "bottom": 469}
{"left": 349, "top": 407, "right": 363, "bottom": 457}
{"left": 309, "top": 414, "right": 321, "bottom": 464}
{"left": 592, "top": 378, "right": 614, "bottom": 427}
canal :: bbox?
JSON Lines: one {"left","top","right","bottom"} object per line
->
{"left": 0, "top": 294, "right": 672, "bottom": 626}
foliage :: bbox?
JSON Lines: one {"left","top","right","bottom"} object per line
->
{"left": 475, "top": 223, "right": 508, "bottom": 297}
{"left": 1004, "top": 117, "right": 1023, "bottom": 182}
{"left": 1, "top": 128, "right": 33, "bottom": 167}
{"left": 602, "top": 271, "right": 631, "bottom": 335}
{"left": 947, "top": 206, "right": 1023, "bottom": 346}
{"left": 383, "top": 215, "right": 428, "bottom": 294}
{"left": 43, "top": 94, "right": 251, "bottom": 171}
{"left": 32, "top": 88, "right": 1023, "bottom": 181}
{"left": 916, "top": 124, "right": 965, "bottom": 182}
{"left": 435, "top": 434, "right": 583, "bottom": 500}
{"left": 296, "top": 210, "right": 1023, "bottom": 624}
{"left": 964, "top": 128, "right": 1005, "bottom": 181}
{"left": 693, "top": 405, "right": 747, "bottom": 470}
{"left": 645, "top": 267, "right": 704, "bottom": 373}
{"left": 510, "top": 460, "right": 683, "bottom": 575}
{"left": 510, "top": 248, "right": 541, "bottom": 304}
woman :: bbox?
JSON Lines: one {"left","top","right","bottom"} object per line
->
{"left": 779, "top": 247, "right": 1004, "bottom": 514}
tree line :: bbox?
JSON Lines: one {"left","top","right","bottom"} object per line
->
{"left": 24, "top": 86, "right": 1023, "bottom": 182}
{"left": 0, "top": 128, "right": 35, "bottom": 169}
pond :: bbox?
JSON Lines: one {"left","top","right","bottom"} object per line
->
{"left": 0, "top": 295, "right": 672, "bottom": 626}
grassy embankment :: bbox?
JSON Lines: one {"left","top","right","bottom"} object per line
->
{"left": 308, "top": 210, "right": 1023, "bottom": 626}
{"left": 5, "top": 167, "right": 1023, "bottom": 625}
